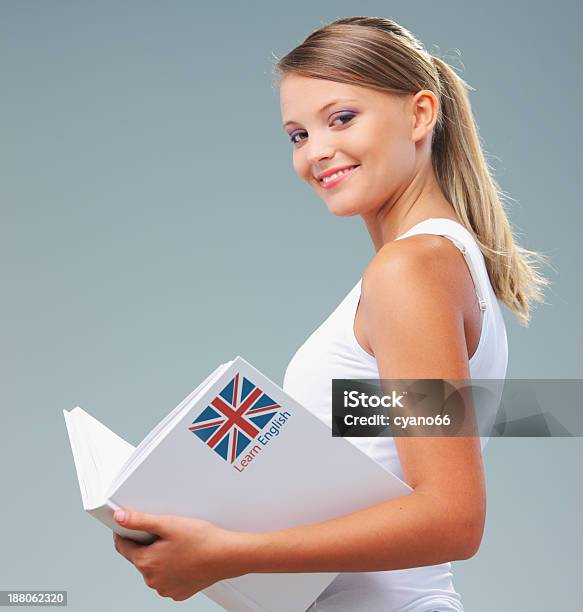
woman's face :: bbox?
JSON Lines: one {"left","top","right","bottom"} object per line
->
{"left": 279, "top": 74, "right": 421, "bottom": 217}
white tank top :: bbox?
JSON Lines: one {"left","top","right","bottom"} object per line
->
{"left": 283, "top": 218, "right": 508, "bottom": 612}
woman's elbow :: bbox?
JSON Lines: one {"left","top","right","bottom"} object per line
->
{"left": 453, "top": 510, "right": 485, "bottom": 560}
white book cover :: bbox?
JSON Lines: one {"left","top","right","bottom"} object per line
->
{"left": 63, "top": 356, "right": 412, "bottom": 612}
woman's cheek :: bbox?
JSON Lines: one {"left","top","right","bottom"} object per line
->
{"left": 292, "top": 154, "right": 306, "bottom": 181}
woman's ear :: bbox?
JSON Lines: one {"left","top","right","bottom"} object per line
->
{"left": 410, "top": 89, "right": 439, "bottom": 143}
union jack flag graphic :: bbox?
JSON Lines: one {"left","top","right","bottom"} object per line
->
{"left": 189, "top": 372, "right": 281, "bottom": 463}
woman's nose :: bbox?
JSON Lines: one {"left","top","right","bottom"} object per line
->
{"left": 305, "top": 139, "right": 335, "bottom": 165}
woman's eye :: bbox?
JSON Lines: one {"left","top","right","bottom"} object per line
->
{"left": 290, "top": 131, "right": 307, "bottom": 145}
{"left": 289, "top": 112, "right": 356, "bottom": 145}
{"left": 331, "top": 112, "right": 356, "bottom": 127}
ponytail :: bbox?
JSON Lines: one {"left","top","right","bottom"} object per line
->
{"left": 430, "top": 55, "right": 551, "bottom": 325}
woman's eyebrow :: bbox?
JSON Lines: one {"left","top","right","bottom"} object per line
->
{"left": 282, "top": 98, "right": 360, "bottom": 129}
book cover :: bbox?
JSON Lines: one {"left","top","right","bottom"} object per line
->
{"left": 64, "top": 356, "right": 412, "bottom": 611}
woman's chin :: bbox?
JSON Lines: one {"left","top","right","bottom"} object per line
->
{"left": 328, "top": 206, "right": 360, "bottom": 217}
{"left": 324, "top": 200, "right": 362, "bottom": 217}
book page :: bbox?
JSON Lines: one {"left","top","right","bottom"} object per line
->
{"left": 63, "top": 408, "right": 90, "bottom": 508}
{"left": 69, "top": 407, "right": 136, "bottom": 508}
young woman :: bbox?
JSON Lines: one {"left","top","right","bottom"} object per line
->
{"left": 112, "top": 16, "right": 549, "bottom": 611}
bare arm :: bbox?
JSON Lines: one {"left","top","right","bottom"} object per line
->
{"left": 231, "top": 237, "right": 486, "bottom": 575}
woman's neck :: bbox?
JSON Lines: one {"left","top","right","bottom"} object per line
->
{"left": 361, "top": 170, "right": 458, "bottom": 252}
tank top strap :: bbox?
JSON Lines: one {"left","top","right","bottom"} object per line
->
{"left": 394, "top": 218, "right": 489, "bottom": 319}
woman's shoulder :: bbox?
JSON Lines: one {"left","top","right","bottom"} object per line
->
{"left": 359, "top": 232, "right": 479, "bottom": 335}
{"left": 363, "top": 232, "right": 468, "bottom": 288}
{"left": 358, "top": 233, "right": 479, "bottom": 378}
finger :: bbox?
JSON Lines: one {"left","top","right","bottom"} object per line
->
{"left": 113, "top": 532, "right": 143, "bottom": 563}
{"left": 114, "top": 508, "right": 170, "bottom": 538}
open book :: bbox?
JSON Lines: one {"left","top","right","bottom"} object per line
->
{"left": 63, "top": 356, "right": 412, "bottom": 612}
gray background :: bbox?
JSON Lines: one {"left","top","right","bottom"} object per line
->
{"left": 1, "top": 1, "right": 581, "bottom": 610}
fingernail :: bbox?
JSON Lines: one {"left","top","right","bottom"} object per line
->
{"left": 114, "top": 510, "right": 127, "bottom": 524}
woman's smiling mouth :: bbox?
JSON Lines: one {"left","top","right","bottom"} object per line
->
{"left": 318, "top": 165, "right": 360, "bottom": 190}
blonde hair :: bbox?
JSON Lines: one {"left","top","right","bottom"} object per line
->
{"left": 273, "top": 16, "right": 551, "bottom": 327}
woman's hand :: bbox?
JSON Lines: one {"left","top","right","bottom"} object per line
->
{"left": 112, "top": 509, "right": 247, "bottom": 602}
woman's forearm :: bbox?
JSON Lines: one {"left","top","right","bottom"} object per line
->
{"left": 231, "top": 489, "right": 480, "bottom": 575}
